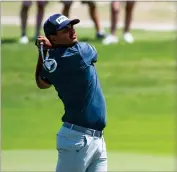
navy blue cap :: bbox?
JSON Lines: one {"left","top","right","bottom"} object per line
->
{"left": 43, "top": 14, "right": 80, "bottom": 36}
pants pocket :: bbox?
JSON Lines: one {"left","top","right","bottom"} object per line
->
{"left": 57, "top": 133, "right": 88, "bottom": 152}
{"left": 76, "top": 135, "right": 87, "bottom": 152}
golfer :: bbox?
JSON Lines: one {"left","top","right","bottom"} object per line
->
{"left": 35, "top": 13, "right": 107, "bottom": 172}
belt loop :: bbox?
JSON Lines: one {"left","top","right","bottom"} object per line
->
{"left": 70, "top": 124, "right": 74, "bottom": 130}
{"left": 93, "top": 130, "right": 96, "bottom": 137}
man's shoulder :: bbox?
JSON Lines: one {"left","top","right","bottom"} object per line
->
{"left": 76, "top": 42, "right": 91, "bottom": 51}
{"left": 61, "top": 44, "right": 79, "bottom": 58}
{"left": 69, "top": 42, "right": 90, "bottom": 51}
{"left": 62, "top": 42, "right": 90, "bottom": 57}
{"left": 76, "top": 42, "right": 97, "bottom": 57}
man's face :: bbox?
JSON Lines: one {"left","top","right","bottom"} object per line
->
{"left": 49, "top": 24, "right": 78, "bottom": 45}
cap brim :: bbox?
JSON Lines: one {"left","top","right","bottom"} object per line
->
{"left": 70, "top": 19, "right": 80, "bottom": 25}
{"left": 57, "top": 19, "right": 80, "bottom": 31}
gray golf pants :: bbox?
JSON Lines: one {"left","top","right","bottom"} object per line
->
{"left": 56, "top": 125, "right": 107, "bottom": 172}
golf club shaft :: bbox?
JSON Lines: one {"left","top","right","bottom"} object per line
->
{"left": 40, "top": 42, "right": 45, "bottom": 62}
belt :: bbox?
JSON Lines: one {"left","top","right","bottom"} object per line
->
{"left": 63, "top": 122, "right": 103, "bottom": 138}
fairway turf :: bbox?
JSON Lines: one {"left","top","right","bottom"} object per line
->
{"left": 2, "top": 26, "right": 176, "bottom": 156}
{"left": 2, "top": 150, "right": 176, "bottom": 171}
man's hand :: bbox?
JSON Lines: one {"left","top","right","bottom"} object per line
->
{"left": 35, "top": 36, "right": 52, "bottom": 50}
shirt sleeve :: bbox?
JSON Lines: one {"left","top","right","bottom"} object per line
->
{"left": 79, "top": 42, "right": 98, "bottom": 65}
{"left": 39, "top": 66, "right": 52, "bottom": 84}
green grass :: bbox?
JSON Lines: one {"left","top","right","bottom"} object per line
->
{"left": 2, "top": 150, "right": 176, "bottom": 171}
{"left": 2, "top": 25, "right": 176, "bottom": 156}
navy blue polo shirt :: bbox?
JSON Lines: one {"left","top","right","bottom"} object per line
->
{"left": 40, "top": 42, "right": 106, "bottom": 131}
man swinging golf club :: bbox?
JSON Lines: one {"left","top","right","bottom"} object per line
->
{"left": 35, "top": 13, "right": 107, "bottom": 172}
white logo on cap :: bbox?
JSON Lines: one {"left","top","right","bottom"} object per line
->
{"left": 56, "top": 16, "right": 68, "bottom": 24}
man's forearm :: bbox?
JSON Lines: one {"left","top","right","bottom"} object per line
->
{"left": 35, "top": 54, "right": 42, "bottom": 78}
{"left": 35, "top": 50, "right": 51, "bottom": 89}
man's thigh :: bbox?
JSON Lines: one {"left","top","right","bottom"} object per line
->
{"left": 56, "top": 150, "right": 81, "bottom": 172}
{"left": 81, "top": 1, "right": 96, "bottom": 5}
{"left": 22, "top": 1, "right": 47, "bottom": 6}
{"left": 36, "top": 1, "right": 48, "bottom": 6}
{"left": 86, "top": 152, "right": 107, "bottom": 172}
{"left": 56, "top": 127, "right": 92, "bottom": 172}
{"left": 86, "top": 137, "right": 108, "bottom": 172}
{"left": 60, "top": 0, "right": 73, "bottom": 5}
{"left": 22, "top": 1, "right": 32, "bottom": 7}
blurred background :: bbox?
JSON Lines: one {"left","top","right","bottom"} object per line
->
{"left": 1, "top": 1, "right": 177, "bottom": 172}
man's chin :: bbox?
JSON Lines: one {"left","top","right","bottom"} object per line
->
{"left": 72, "top": 38, "right": 78, "bottom": 43}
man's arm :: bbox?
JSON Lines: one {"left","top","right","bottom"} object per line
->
{"left": 35, "top": 50, "right": 51, "bottom": 89}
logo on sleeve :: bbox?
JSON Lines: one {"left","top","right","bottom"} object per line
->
{"left": 43, "top": 57, "right": 57, "bottom": 73}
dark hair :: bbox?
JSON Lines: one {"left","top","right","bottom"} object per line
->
{"left": 44, "top": 21, "right": 57, "bottom": 37}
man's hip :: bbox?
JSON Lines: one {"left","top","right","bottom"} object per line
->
{"left": 56, "top": 122, "right": 107, "bottom": 172}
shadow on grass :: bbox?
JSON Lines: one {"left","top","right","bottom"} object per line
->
{"left": 1, "top": 38, "right": 17, "bottom": 44}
